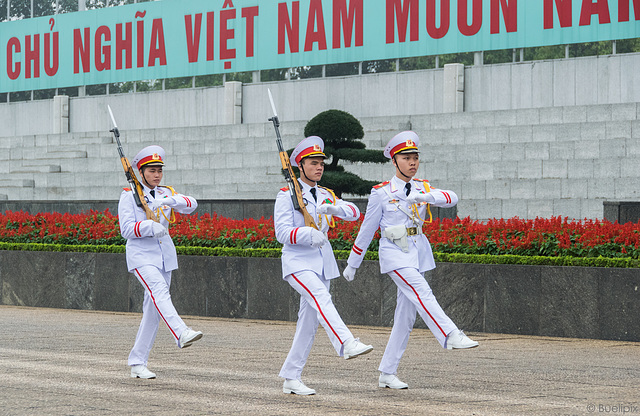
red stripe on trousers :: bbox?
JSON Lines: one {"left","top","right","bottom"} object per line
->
{"left": 135, "top": 268, "right": 179, "bottom": 341}
{"left": 291, "top": 273, "right": 343, "bottom": 344}
{"left": 393, "top": 270, "right": 447, "bottom": 337}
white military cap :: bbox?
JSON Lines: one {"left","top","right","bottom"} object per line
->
{"left": 383, "top": 131, "right": 420, "bottom": 159}
{"left": 290, "top": 136, "right": 326, "bottom": 167}
{"left": 132, "top": 145, "right": 165, "bottom": 170}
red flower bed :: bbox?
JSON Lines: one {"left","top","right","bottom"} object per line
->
{"left": 0, "top": 210, "right": 638, "bottom": 259}
{"left": 429, "top": 216, "right": 640, "bottom": 258}
{"left": 0, "top": 210, "right": 122, "bottom": 245}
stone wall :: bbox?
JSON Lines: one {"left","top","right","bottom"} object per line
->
{"left": 2, "top": 53, "right": 639, "bottom": 136}
{"left": 1, "top": 250, "right": 638, "bottom": 342}
{"left": 1, "top": 54, "right": 639, "bottom": 220}
{"left": 1, "top": 102, "right": 638, "bottom": 220}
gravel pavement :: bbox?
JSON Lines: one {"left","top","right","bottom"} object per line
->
{"left": 0, "top": 306, "right": 638, "bottom": 415}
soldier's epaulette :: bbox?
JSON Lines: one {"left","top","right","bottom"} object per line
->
{"left": 280, "top": 186, "right": 289, "bottom": 192}
{"left": 318, "top": 185, "right": 336, "bottom": 202}
{"left": 412, "top": 178, "right": 429, "bottom": 183}
{"left": 373, "top": 181, "right": 390, "bottom": 189}
{"left": 123, "top": 187, "right": 131, "bottom": 192}
{"left": 159, "top": 185, "right": 176, "bottom": 195}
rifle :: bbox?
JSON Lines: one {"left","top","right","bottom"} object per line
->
{"left": 267, "top": 89, "right": 318, "bottom": 229}
{"left": 108, "top": 105, "right": 158, "bottom": 221}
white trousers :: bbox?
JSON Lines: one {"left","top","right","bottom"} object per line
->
{"left": 279, "top": 270, "right": 354, "bottom": 380}
{"left": 378, "top": 267, "right": 458, "bottom": 375}
{"left": 128, "top": 265, "right": 188, "bottom": 366}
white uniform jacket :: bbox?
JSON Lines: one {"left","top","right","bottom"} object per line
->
{"left": 274, "top": 179, "right": 360, "bottom": 279}
{"left": 118, "top": 184, "right": 198, "bottom": 273}
{"left": 347, "top": 176, "right": 457, "bottom": 274}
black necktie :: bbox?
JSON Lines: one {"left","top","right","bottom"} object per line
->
{"left": 150, "top": 189, "right": 155, "bottom": 198}
{"left": 310, "top": 187, "right": 317, "bottom": 202}
{"left": 405, "top": 183, "right": 411, "bottom": 196}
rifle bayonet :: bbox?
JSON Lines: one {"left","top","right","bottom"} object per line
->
{"left": 108, "top": 105, "right": 157, "bottom": 222}
{"left": 267, "top": 89, "right": 318, "bottom": 229}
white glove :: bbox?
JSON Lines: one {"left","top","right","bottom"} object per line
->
{"left": 309, "top": 228, "right": 327, "bottom": 248}
{"left": 159, "top": 196, "right": 177, "bottom": 207}
{"left": 343, "top": 265, "right": 357, "bottom": 282}
{"left": 316, "top": 204, "right": 344, "bottom": 217}
{"left": 406, "top": 192, "right": 434, "bottom": 205}
{"left": 148, "top": 199, "right": 163, "bottom": 211}
{"left": 150, "top": 221, "right": 169, "bottom": 238}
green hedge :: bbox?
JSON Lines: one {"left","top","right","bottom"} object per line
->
{"left": 0, "top": 242, "right": 126, "bottom": 253}
{"left": 1, "top": 242, "right": 638, "bottom": 268}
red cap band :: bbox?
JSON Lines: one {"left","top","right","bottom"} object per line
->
{"left": 136, "top": 153, "right": 164, "bottom": 169}
{"left": 390, "top": 140, "right": 418, "bottom": 158}
{"left": 295, "top": 145, "right": 325, "bottom": 165}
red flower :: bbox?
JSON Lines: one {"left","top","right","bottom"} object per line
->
{"left": 1, "top": 210, "right": 639, "bottom": 259}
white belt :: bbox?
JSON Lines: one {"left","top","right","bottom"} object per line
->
{"left": 382, "top": 225, "right": 422, "bottom": 253}
{"left": 383, "top": 226, "right": 422, "bottom": 237}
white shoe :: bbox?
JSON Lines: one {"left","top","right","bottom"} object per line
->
{"left": 343, "top": 337, "right": 373, "bottom": 360}
{"left": 379, "top": 373, "right": 408, "bottom": 389}
{"left": 283, "top": 379, "right": 316, "bottom": 395}
{"left": 130, "top": 365, "right": 156, "bottom": 379}
{"left": 446, "top": 330, "right": 479, "bottom": 350}
{"left": 179, "top": 328, "right": 203, "bottom": 348}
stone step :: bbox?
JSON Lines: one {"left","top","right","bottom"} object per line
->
{"left": 22, "top": 159, "right": 63, "bottom": 166}
{"left": 0, "top": 179, "right": 35, "bottom": 187}
{"left": 44, "top": 145, "right": 88, "bottom": 153}
{"left": 35, "top": 185, "right": 111, "bottom": 200}
{"left": 406, "top": 103, "right": 639, "bottom": 131}
{"left": 0, "top": 194, "right": 7, "bottom": 200}
{"left": 70, "top": 135, "right": 113, "bottom": 145}
{"left": 38, "top": 134, "right": 113, "bottom": 147}
{"left": 11, "top": 165, "right": 62, "bottom": 174}
{"left": 18, "top": 152, "right": 86, "bottom": 162}
{"left": 37, "top": 150, "right": 88, "bottom": 159}
{"left": 406, "top": 120, "right": 637, "bottom": 148}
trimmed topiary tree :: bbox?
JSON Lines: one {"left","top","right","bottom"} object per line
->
{"left": 299, "top": 109, "right": 387, "bottom": 197}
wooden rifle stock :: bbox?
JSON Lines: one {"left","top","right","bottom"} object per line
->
{"left": 108, "top": 105, "right": 157, "bottom": 222}
{"left": 268, "top": 90, "right": 318, "bottom": 229}
{"left": 120, "top": 156, "right": 157, "bottom": 221}
{"left": 278, "top": 151, "right": 318, "bottom": 229}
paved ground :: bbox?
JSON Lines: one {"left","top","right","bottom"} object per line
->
{"left": 0, "top": 305, "right": 638, "bottom": 416}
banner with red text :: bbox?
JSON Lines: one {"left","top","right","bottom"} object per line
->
{"left": 1, "top": 0, "right": 638, "bottom": 92}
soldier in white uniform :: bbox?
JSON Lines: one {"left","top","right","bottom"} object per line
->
{"left": 343, "top": 131, "right": 478, "bottom": 390}
{"left": 275, "top": 136, "right": 374, "bottom": 395}
{"left": 118, "top": 145, "right": 203, "bottom": 379}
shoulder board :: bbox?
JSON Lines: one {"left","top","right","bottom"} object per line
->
{"left": 159, "top": 185, "right": 176, "bottom": 195}
{"left": 123, "top": 187, "right": 131, "bottom": 192}
{"left": 280, "top": 186, "right": 289, "bottom": 192}
{"left": 317, "top": 185, "right": 334, "bottom": 193}
{"left": 318, "top": 185, "right": 336, "bottom": 203}
{"left": 373, "top": 181, "right": 390, "bottom": 189}
{"left": 413, "top": 178, "right": 431, "bottom": 191}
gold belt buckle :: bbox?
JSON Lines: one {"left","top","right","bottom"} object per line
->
{"left": 406, "top": 227, "right": 418, "bottom": 236}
